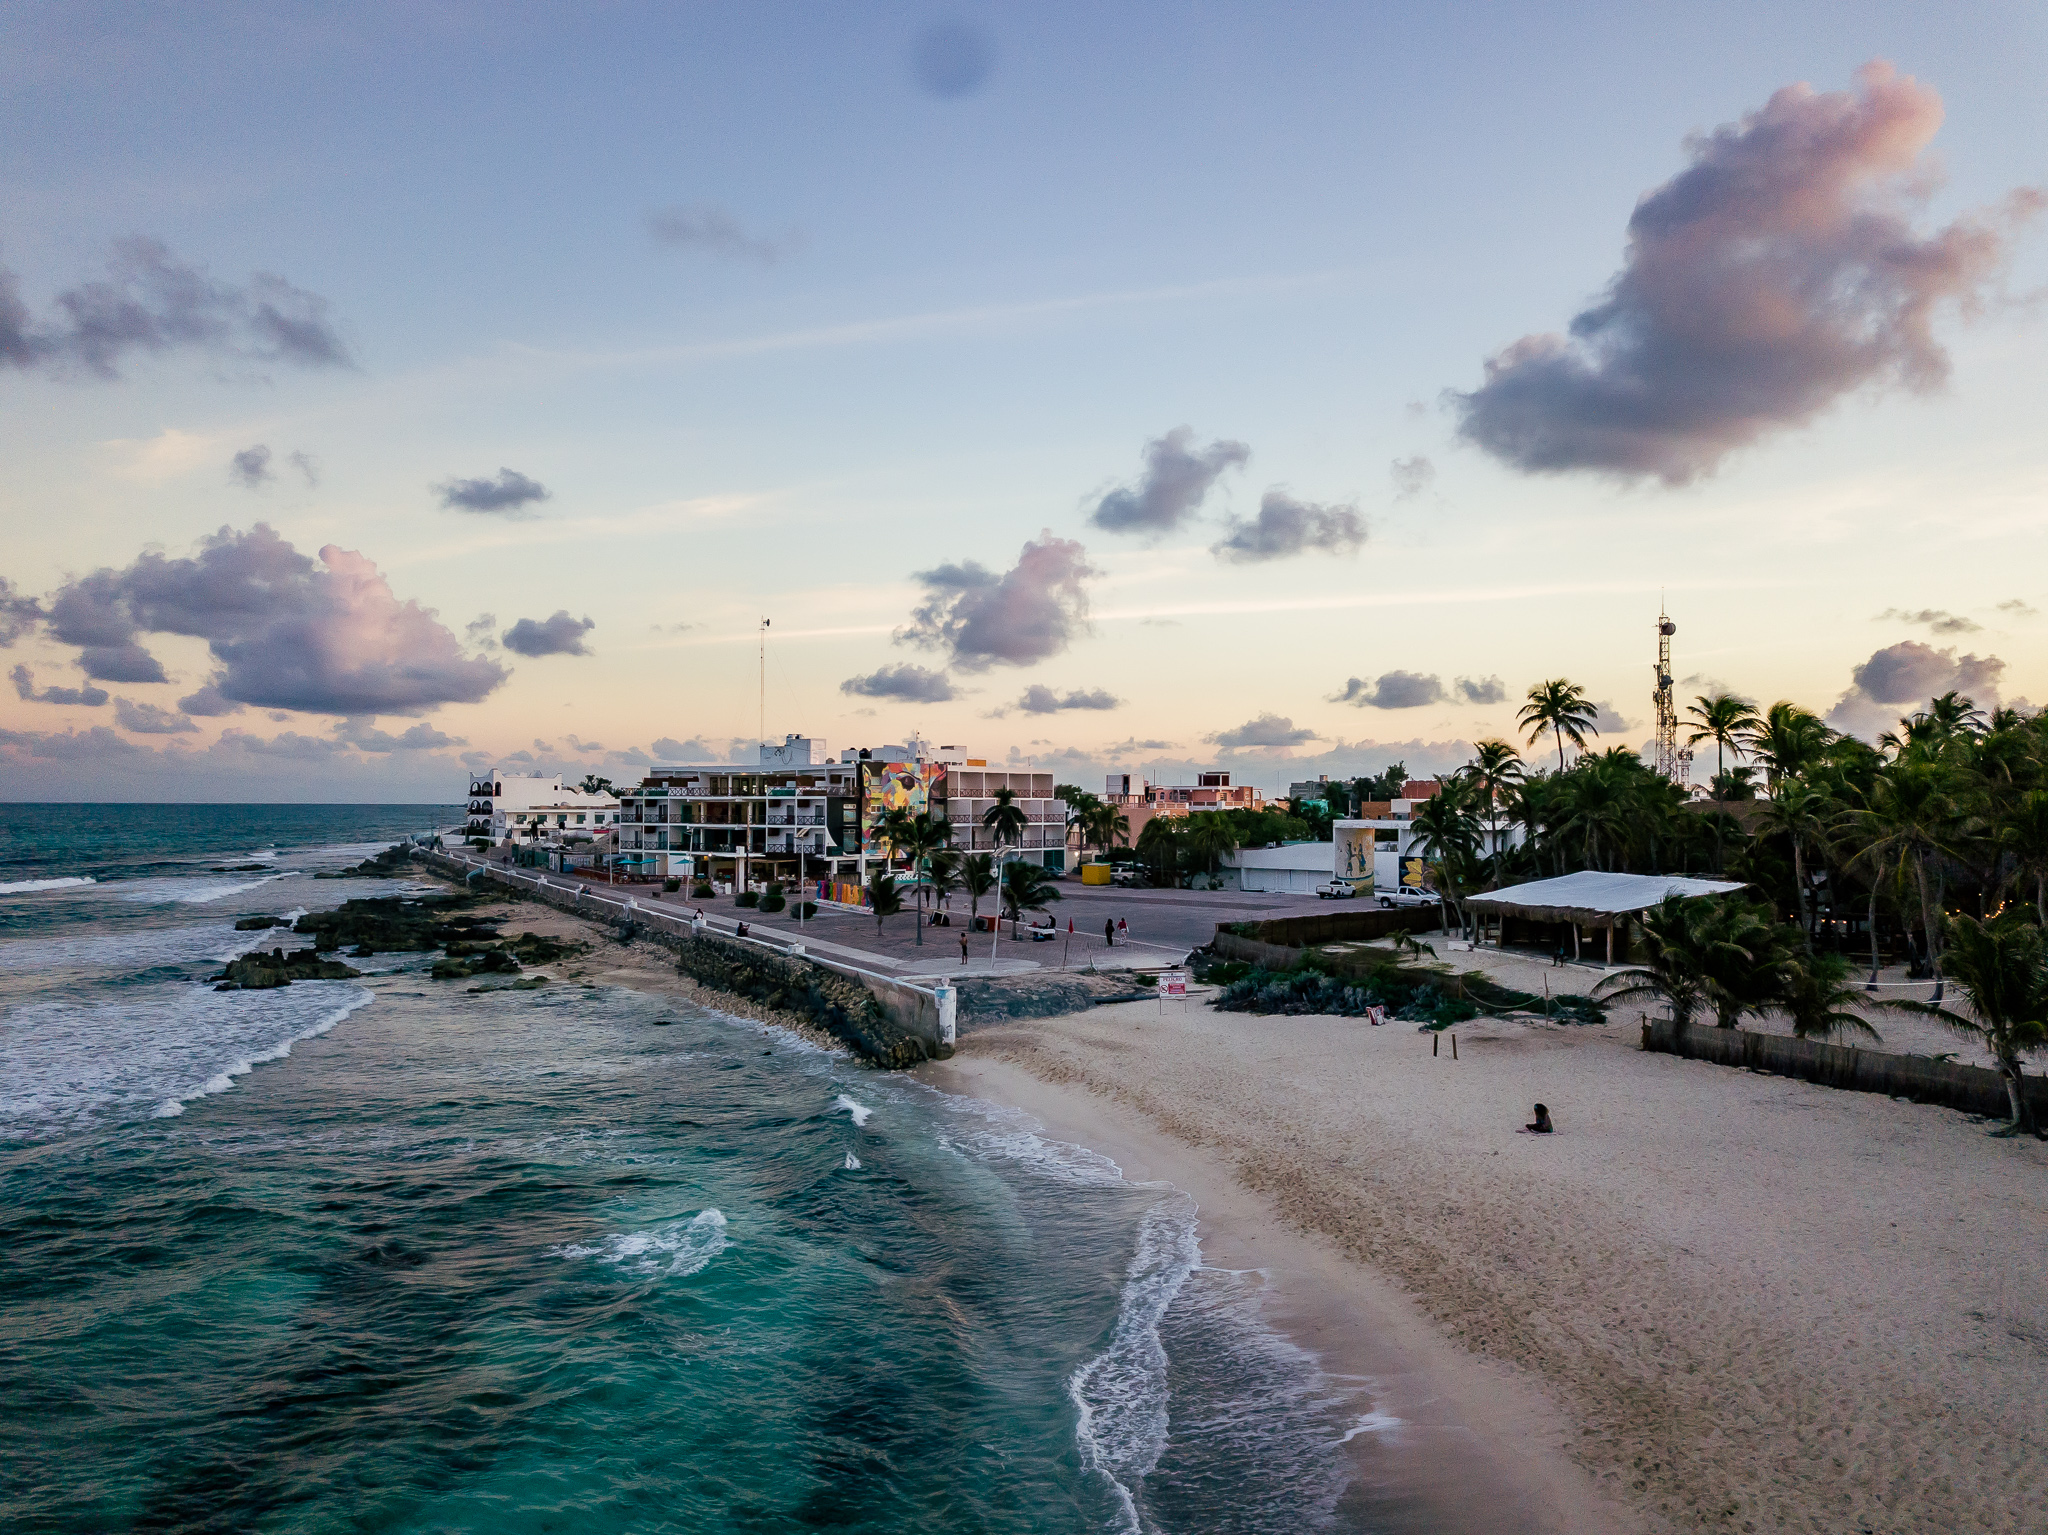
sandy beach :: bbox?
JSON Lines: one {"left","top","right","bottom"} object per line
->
{"left": 929, "top": 992, "right": 2048, "bottom": 1535}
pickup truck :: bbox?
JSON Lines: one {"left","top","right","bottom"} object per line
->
{"left": 1313, "top": 881, "right": 1356, "bottom": 900}
{"left": 1374, "top": 887, "right": 1438, "bottom": 909}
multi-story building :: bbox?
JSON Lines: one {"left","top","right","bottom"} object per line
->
{"left": 607, "top": 735, "right": 1068, "bottom": 888}
{"left": 465, "top": 771, "right": 618, "bottom": 844}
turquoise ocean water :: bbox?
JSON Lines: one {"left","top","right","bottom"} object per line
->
{"left": 0, "top": 806, "right": 1406, "bottom": 1533}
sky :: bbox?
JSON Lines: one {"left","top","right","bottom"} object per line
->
{"left": 2, "top": 1, "right": 2045, "bottom": 803}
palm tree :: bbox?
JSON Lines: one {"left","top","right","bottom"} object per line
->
{"left": 1058, "top": 785, "right": 1102, "bottom": 856}
{"left": 962, "top": 852, "right": 996, "bottom": 928}
{"left": 866, "top": 869, "right": 904, "bottom": 937}
{"left": 1594, "top": 894, "right": 1714, "bottom": 1033}
{"left": 926, "top": 849, "right": 962, "bottom": 924}
{"left": 1685, "top": 692, "right": 1761, "bottom": 791}
{"left": 1518, "top": 679, "right": 1600, "bottom": 773}
{"left": 1464, "top": 739, "right": 1524, "bottom": 876}
{"left": 891, "top": 811, "right": 952, "bottom": 946}
{"left": 1999, "top": 789, "right": 2048, "bottom": 924}
{"left": 1845, "top": 759, "right": 1968, "bottom": 999}
{"left": 1135, "top": 817, "right": 1181, "bottom": 888}
{"left": 1408, "top": 780, "right": 1483, "bottom": 936}
{"left": 982, "top": 786, "right": 1028, "bottom": 851}
{"left": 1780, "top": 951, "right": 1885, "bottom": 1043}
{"left": 1554, "top": 755, "right": 1636, "bottom": 873}
{"left": 1900, "top": 913, "right": 2046, "bottom": 1135}
{"left": 1745, "top": 702, "right": 1831, "bottom": 790}
{"left": 1751, "top": 779, "right": 1831, "bottom": 949}
{"left": 1000, "top": 859, "right": 1062, "bottom": 937}
{"left": 1180, "top": 811, "right": 1240, "bottom": 887}
{"left": 1596, "top": 893, "right": 1787, "bottom": 1032}
{"left": 1085, "top": 802, "right": 1131, "bottom": 858}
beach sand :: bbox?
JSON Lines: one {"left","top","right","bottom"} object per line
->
{"left": 928, "top": 995, "right": 2048, "bottom": 1535}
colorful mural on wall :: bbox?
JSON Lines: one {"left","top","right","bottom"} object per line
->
{"left": 859, "top": 761, "right": 946, "bottom": 855}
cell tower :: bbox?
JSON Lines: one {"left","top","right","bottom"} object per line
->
{"left": 1652, "top": 605, "right": 1693, "bottom": 786}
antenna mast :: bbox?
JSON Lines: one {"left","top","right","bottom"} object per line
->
{"left": 1652, "top": 605, "right": 1692, "bottom": 786}
{"left": 758, "top": 617, "right": 769, "bottom": 759}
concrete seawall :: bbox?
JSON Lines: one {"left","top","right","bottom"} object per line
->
{"left": 411, "top": 850, "right": 953, "bottom": 1068}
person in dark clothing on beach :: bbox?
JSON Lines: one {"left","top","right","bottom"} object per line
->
{"left": 1104, "top": 918, "right": 1115, "bottom": 948}
{"left": 1525, "top": 1104, "right": 1553, "bottom": 1133}
{"left": 959, "top": 931, "right": 969, "bottom": 963}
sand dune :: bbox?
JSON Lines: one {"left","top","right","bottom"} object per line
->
{"left": 937, "top": 998, "right": 2048, "bottom": 1534}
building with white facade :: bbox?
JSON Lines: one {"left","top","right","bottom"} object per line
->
{"left": 465, "top": 771, "right": 618, "bottom": 845}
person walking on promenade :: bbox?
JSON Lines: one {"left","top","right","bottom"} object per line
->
{"left": 1104, "top": 917, "right": 1115, "bottom": 948}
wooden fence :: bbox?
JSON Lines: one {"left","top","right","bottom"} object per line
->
{"left": 1640, "top": 1018, "right": 2044, "bottom": 1121}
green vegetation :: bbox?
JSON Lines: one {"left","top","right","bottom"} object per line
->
{"left": 1197, "top": 949, "right": 1603, "bottom": 1027}
{"left": 1128, "top": 805, "right": 1315, "bottom": 887}
{"left": 736, "top": 890, "right": 759, "bottom": 908}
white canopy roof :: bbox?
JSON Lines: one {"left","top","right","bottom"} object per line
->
{"left": 1466, "top": 871, "right": 1745, "bottom": 924}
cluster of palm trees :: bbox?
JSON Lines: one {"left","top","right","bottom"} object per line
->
{"left": 1401, "top": 678, "right": 2048, "bottom": 1134}
{"left": 866, "top": 786, "right": 1064, "bottom": 942}
{"left": 1129, "top": 806, "right": 1310, "bottom": 889}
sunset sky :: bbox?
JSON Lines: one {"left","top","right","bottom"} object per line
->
{"left": 3, "top": 2, "right": 2044, "bottom": 802}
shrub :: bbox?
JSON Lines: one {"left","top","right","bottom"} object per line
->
{"left": 736, "top": 890, "right": 759, "bottom": 908}
{"left": 793, "top": 901, "right": 818, "bottom": 920}
{"left": 766, "top": 882, "right": 785, "bottom": 899}
{"left": 758, "top": 895, "right": 786, "bottom": 913}
{"left": 692, "top": 883, "right": 714, "bottom": 898}
{"left": 663, "top": 877, "right": 682, "bottom": 893}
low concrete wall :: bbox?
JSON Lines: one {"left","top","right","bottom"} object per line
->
{"left": 1641, "top": 1018, "right": 2045, "bottom": 1121}
{"left": 412, "top": 850, "right": 951, "bottom": 1067}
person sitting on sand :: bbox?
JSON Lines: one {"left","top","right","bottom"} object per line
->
{"left": 1524, "top": 1103, "right": 1553, "bottom": 1134}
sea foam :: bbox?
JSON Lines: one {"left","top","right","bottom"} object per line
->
{"left": 0, "top": 982, "right": 374, "bottom": 1139}
{"left": 555, "top": 1209, "right": 729, "bottom": 1277}
{"left": 1068, "top": 1197, "right": 1201, "bottom": 1533}
{"left": 832, "top": 1093, "right": 873, "bottom": 1126}
{"left": 0, "top": 875, "right": 98, "bottom": 895}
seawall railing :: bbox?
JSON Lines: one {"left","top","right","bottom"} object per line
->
{"left": 410, "top": 849, "right": 954, "bottom": 1067}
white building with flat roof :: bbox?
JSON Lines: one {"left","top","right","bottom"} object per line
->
{"left": 465, "top": 771, "right": 618, "bottom": 845}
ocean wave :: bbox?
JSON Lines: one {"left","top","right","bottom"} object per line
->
{"left": 1336, "top": 1408, "right": 1402, "bottom": 1444}
{"left": 843, "top": 1151, "right": 861, "bottom": 1170}
{"left": 0, "top": 909, "right": 309, "bottom": 974}
{"left": 949, "top": 1125, "right": 1130, "bottom": 1188}
{"left": 1069, "top": 1196, "right": 1201, "bottom": 1532}
{"left": 832, "top": 1093, "right": 873, "bottom": 1127}
{"left": 0, "top": 981, "right": 374, "bottom": 1140}
{"left": 151, "top": 990, "right": 374, "bottom": 1118}
{"left": 0, "top": 875, "right": 98, "bottom": 895}
{"left": 554, "top": 1209, "right": 728, "bottom": 1277}
{"left": 114, "top": 871, "right": 302, "bottom": 906}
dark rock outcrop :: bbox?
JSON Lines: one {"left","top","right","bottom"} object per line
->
{"left": 213, "top": 948, "right": 362, "bottom": 990}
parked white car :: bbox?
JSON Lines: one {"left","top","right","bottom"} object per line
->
{"left": 1375, "top": 887, "right": 1438, "bottom": 908}
{"left": 1314, "top": 881, "right": 1357, "bottom": 900}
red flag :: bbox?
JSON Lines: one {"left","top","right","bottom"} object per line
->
{"left": 1067, "top": 919, "right": 1074, "bottom": 934}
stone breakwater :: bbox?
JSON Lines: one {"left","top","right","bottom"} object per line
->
{"left": 408, "top": 851, "right": 951, "bottom": 1068}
